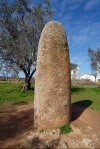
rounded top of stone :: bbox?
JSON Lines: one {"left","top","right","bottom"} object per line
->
{"left": 40, "top": 21, "right": 66, "bottom": 42}
{"left": 43, "top": 21, "right": 64, "bottom": 29}
{"left": 46, "top": 20, "right": 62, "bottom": 25}
{"left": 38, "top": 20, "right": 68, "bottom": 56}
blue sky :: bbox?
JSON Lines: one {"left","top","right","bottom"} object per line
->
{"left": 1, "top": 0, "right": 100, "bottom": 78}
{"left": 50, "top": 0, "right": 100, "bottom": 76}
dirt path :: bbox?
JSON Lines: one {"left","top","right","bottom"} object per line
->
{"left": 0, "top": 102, "right": 100, "bottom": 148}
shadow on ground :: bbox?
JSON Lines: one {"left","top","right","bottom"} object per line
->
{"left": 0, "top": 99, "right": 92, "bottom": 142}
{"left": 71, "top": 99, "right": 92, "bottom": 121}
{"left": 71, "top": 86, "right": 85, "bottom": 93}
{"left": 0, "top": 107, "right": 34, "bottom": 141}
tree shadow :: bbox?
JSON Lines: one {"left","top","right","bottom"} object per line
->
{"left": 30, "top": 86, "right": 34, "bottom": 91}
{"left": 71, "top": 86, "right": 85, "bottom": 93}
{"left": 0, "top": 99, "right": 92, "bottom": 142}
{"left": 71, "top": 99, "right": 92, "bottom": 121}
{"left": 0, "top": 107, "right": 34, "bottom": 141}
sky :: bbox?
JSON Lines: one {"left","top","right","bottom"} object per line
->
{"left": 50, "top": 0, "right": 100, "bottom": 76}
{"left": 1, "top": 0, "right": 100, "bottom": 78}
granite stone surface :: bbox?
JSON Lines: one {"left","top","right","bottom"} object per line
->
{"left": 34, "top": 21, "right": 71, "bottom": 129}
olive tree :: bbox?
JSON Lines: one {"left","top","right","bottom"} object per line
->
{"left": 88, "top": 47, "right": 100, "bottom": 82}
{"left": 0, "top": 0, "right": 53, "bottom": 90}
{"left": 70, "top": 63, "right": 78, "bottom": 71}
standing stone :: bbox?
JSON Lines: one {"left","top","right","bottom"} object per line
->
{"left": 34, "top": 21, "right": 71, "bottom": 129}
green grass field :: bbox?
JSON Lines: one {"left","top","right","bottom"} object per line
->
{"left": 0, "top": 82, "right": 34, "bottom": 105}
{"left": 71, "top": 86, "right": 100, "bottom": 110}
{"left": 0, "top": 82, "right": 100, "bottom": 110}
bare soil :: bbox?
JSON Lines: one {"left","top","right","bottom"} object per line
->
{"left": 0, "top": 102, "right": 100, "bottom": 148}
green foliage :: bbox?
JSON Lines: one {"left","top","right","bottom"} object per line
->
{"left": 60, "top": 124, "right": 72, "bottom": 135}
{"left": 88, "top": 47, "right": 100, "bottom": 76}
{"left": 70, "top": 63, "right": 78, "bottom": 71}
{"left": 40, "top": 129, "right": 45, "bottom": 133}
{"left": 0, "top": 82, "right": 34, "bottom": 106}
{"left": 0, "top": 0, "right": 53, "bottom": 90}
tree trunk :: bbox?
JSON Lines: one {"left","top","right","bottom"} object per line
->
{"left": 6, "top": 72, "right": 8, "bottom": 82}
{"left": 95, "top": 76, "right": 96, "bottom": 83}
{"left": 25, "top": 81, "right": 31, "bottom": 90}
{"left": 22, "top": 74, "right": 31, "bottom": 91}
{"left": 6, "top": 75, "right": 8, "bottom": 82}
{"left": 17, "top": 73, "right": 20, "bottom": 82}
{"left": 21, "top": 68, "right": 36, "bottom": 91}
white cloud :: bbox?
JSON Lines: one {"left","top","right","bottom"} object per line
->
{"left": 63, "top": 0, "right": 83, "bottom": 4}
{"left": 69, "top": 4, "right": 80, "bottom": 10}
{"left": 54, "top": 11, "right": 63, "bottom": 19}
{"left": 51, "top": 0, "right": 100, "bottom": 75}
{"left": 70, "top": 54, "right": 91, "bottom": 76}
{"left": 67, "top": 20, "right": 100, "bottom": 74}
{"left": 51, "top": 0, "right": 83, "bottom": 17}
{"left": 68, "top": 21, "right": 100, "bottom": 50}
{"left": 61, "top": 0, "right": 68, "bottom": 12}
{"left": 60, "top": 15, "right": 71, "bottom": 23}
{"left": 70, "top": 55, "right": 88, "bottom": 65}
{"left": 84, "top": 0, "right": 99, "bottom": 10}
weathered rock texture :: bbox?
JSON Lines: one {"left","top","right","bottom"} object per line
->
{"left": 34, "top": 21, "right": 71, "bottom": 129}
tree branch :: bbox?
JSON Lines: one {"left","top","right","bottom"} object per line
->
{"left": 29, "top": 67, "right": 36, "bottom": 81}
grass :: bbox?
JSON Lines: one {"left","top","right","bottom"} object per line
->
{"left": 0, "top": 82, "right": 34, "bottom": 106}
{"left": 71, "top": 86, "right": 100, "bottom": 110}
{"left": 60, "top": 124, "right": 72, "bottom": 135}
{"left": 40, "top": 129, "right": 45, "bottom": 133}
{"left": 0, "top": 82, "right": 100, "bottom": 111}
